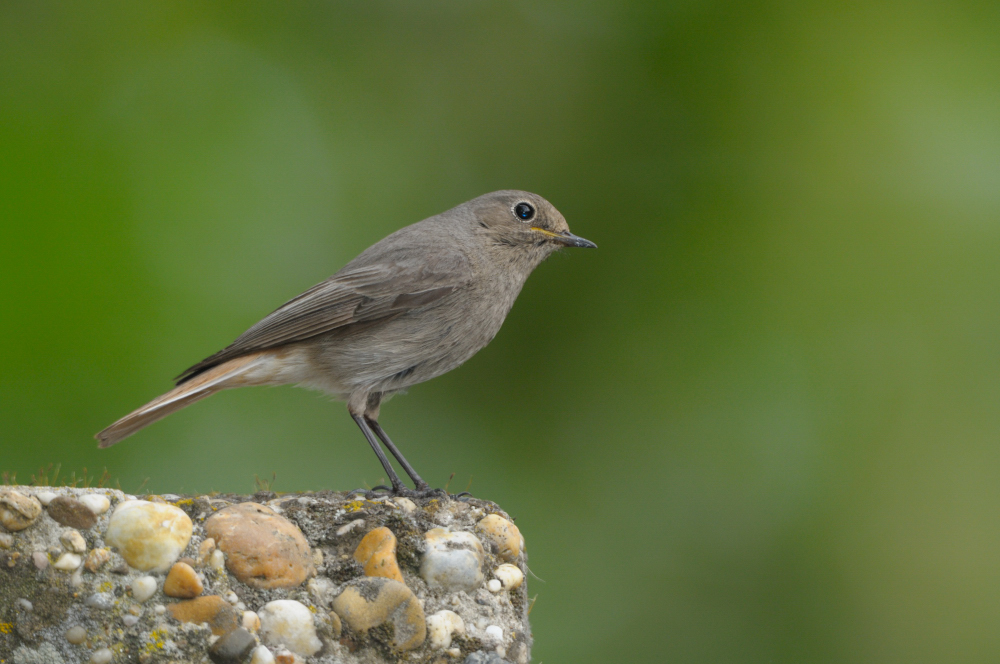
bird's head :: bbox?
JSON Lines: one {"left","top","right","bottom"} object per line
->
{"left": 470, "top": 190, "right": 597, "bottom": 254}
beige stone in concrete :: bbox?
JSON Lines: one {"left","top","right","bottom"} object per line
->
{"left": 331, "top": 577, "right": 426, "bottom": 651}
{"left": 205, "top": 502, "right": 313, "bottom": 589}
{"left": 353, "top": 526, "right": 404, "bottom": 583}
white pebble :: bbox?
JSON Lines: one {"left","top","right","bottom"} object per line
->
{"left": 209, "top": 548, "right": 226, "bottom": 571}
{"left": 225, "top": 591, "right": 239, "bottom": 604}
{"left": 494, "top": 563, "right": 524, "bottom": 590}
{"left": 85, "top": 592, "right": 114, "bottom": 610}
{"left": 243, "top": 610, "right": 261, "bottom": 632}
{"left": 476, "top": 617, "right": 488, "bottom": 629}
{"left": 485, "top": 625, "right": 504, "bottom": 642}
{"left": 426, "top": 610, "right": 465, "bottom": 649}
{"left": 420, "top": 528, "right": 485, "bottom": 593}
{"left": 336, "top": 519, "right": 364, "bottom": 536}
{"left": 70, "top": 568, "right": 84, "bottom": 587}
{"left": 131, "top": 576, "right": 157, "bottom": 603}
{"left": 53, "top": 552, "right": 82, "bottom": 571}
{"left": 153, "top": 604, "right": 166, "bottom": 615}
{"left": 487, "top": 579, "right": 502, "bottom": 593}
{"left": 258, "top": 599, "right": 323, "bottom": 657}
{"left": 90, "top": 647, "right": 114, "bottom": 664}
{"left": 446, "top": 647, "right": 462, "bottom": 657}
{"left": 66, "top": 625, "right": 87, "bottom": 644}
{"left": 122, "top": 614, "right": 139, "bottom": 627}
{"left": 17, "top": 598, "right": 33, "bottom": 611}
{"left": 35, "top": 491, "right": 58, "bottom": 506}
{"left": 0, "top": 532, "right": 13, "bottom": 548}
{"left": 250, "top": 645, "right": 276, "bottom": 664}
{"left": 60, "top": 528, "right": 87, "bottom": 553}
{"left": 32, "top": 551, "right": 49, "bottom": 570}
{"left": 79, "top": 493, "right": 111, "bottom": 515}
{"left": 393, "top": 497, "right": 417, "bottom": 513}
{"left": 104, "top": 500, "right": 192, "bottom": 572}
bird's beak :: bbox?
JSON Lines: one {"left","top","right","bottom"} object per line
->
{"left": 532, "top": 228, "right": 598, "bottom": 249}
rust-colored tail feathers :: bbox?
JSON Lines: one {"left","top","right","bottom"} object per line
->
{"left": 95, "top": 353, "right": 267, "bottom": 448}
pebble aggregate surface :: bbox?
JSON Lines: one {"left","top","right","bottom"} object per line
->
{"left": 0, "top": 487, "right": 531, "bottom": 664}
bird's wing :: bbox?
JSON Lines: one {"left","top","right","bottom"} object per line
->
{"left": 176, "top": 252, "right": 472, "bottom": 384}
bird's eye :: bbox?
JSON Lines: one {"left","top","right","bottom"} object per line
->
{"left": 513, "top": 202, "right": 535, "bottom": 222}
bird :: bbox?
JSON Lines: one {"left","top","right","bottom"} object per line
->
{"left": 96, "top": 190, "right": 596, "bottom": 495}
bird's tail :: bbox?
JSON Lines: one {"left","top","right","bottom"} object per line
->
{"left": 95, "top": 352, "right": 270, "bottom": 448}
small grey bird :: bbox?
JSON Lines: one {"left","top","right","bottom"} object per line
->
{"left": 96, "top": 190, "right": 595, "bottom": 494}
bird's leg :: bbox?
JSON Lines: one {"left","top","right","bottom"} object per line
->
{"left": 350, "top": 412, "right": 408, "bottom": 494}
{"left": 365, "top": 417, "right": 431, "bottom": 492}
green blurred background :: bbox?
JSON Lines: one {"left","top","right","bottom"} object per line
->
{"left": 3, "top": 2, "right": 1000, "bottom": 662}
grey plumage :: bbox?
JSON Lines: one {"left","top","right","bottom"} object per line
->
{"left": 96, "top": 190, "right": 595, "bottom": 494}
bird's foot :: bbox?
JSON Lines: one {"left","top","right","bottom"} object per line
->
{"left": 357, "top": 485, "right": 472, "bottom": 501}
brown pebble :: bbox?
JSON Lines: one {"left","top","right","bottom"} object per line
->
{"left": 353, "top": 527, "right": 404, "bottom": 583}
{"left": 163, "top": 561, "right": 203, "bottom": 598}
{"left": 167, "top": 595, "right": 239, "bottom": 635}
{"left": 197, "top": 537, "right": 216, "bottom": 566}
{"left": 84, "top": 548, "right": 111, "bottom": 573}
{"left": 47, "top": 496, "right": 97, "bottom": 530}
{"left": 177, "top": 556, "right": 197, "bottom": 567}
{"left": 204, "top": 502, "right": 314, "bottom": 589}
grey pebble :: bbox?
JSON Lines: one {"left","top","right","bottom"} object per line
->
{"left": 464, "top": 653, "right": 511, "bottom": 664}
{"left": 208, "top": 627, "right": 256, "bottom": 664}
